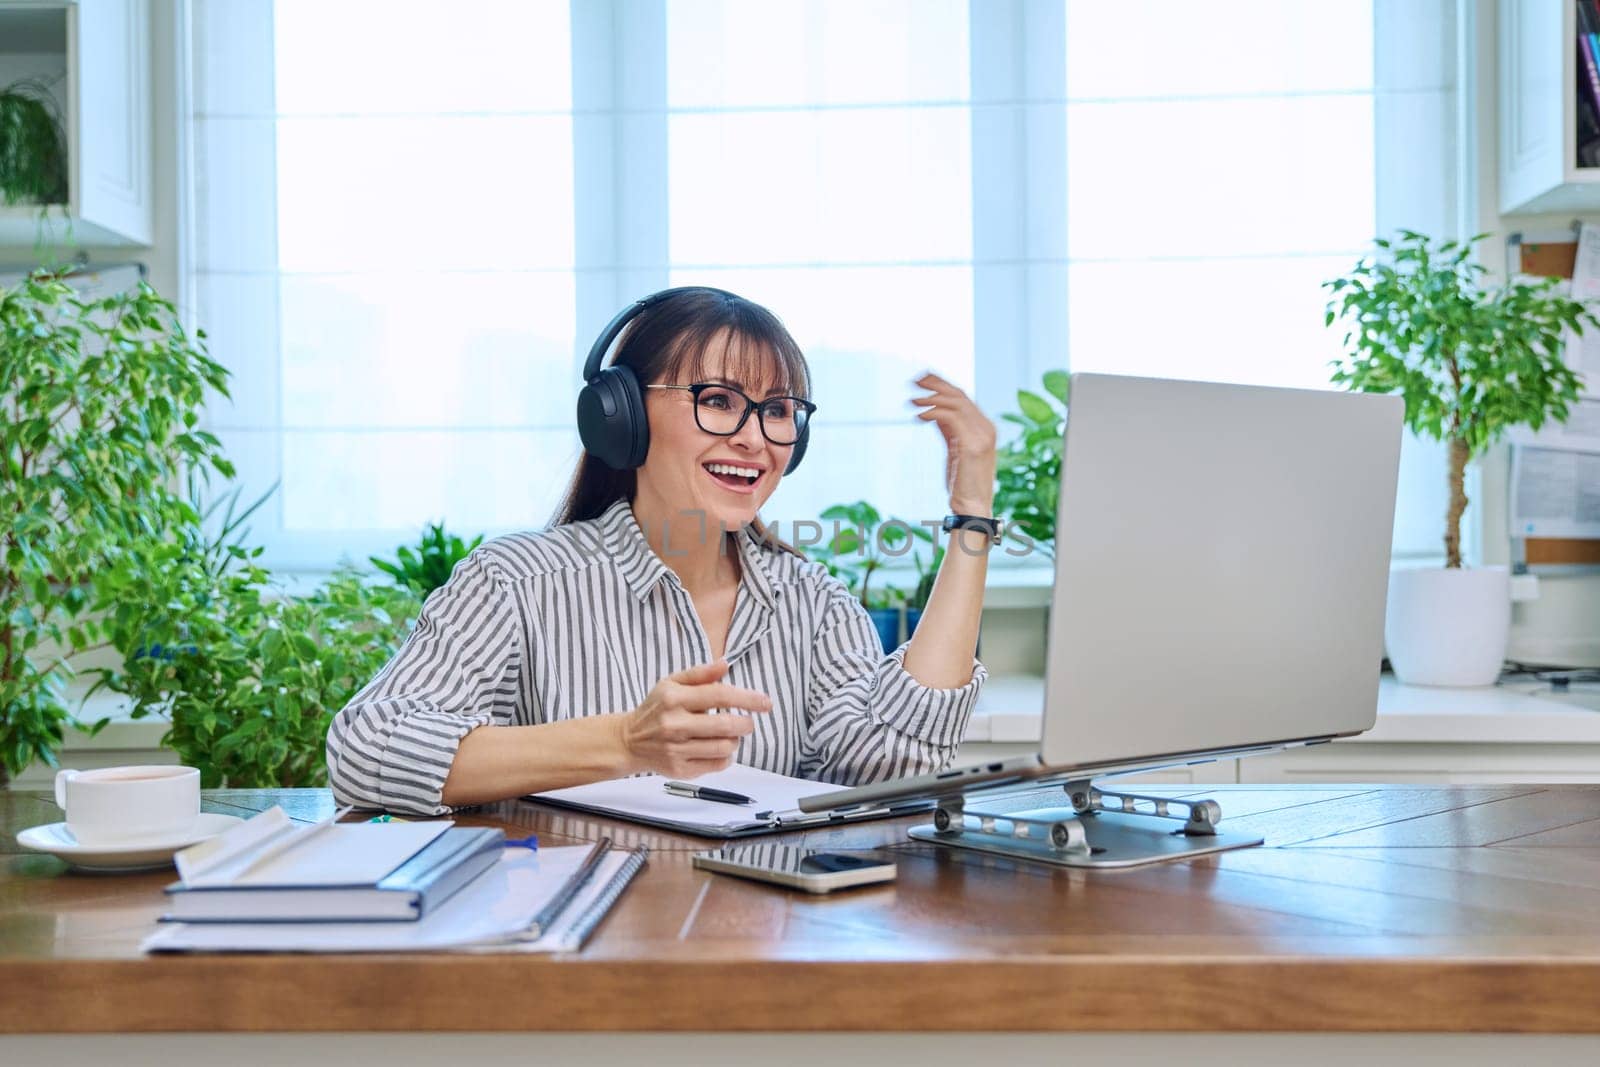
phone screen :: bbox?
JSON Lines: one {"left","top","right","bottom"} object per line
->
{"left": 694, "top": 844, "right": 896, "bottom": 890}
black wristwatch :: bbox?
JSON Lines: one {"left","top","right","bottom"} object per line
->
{"left": 941, "top": 513, "right": 1003, "bottom": 546}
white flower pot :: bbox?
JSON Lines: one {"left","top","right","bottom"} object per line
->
{"left": 1384, "top": 566, "right": 1510, "bottom": 687}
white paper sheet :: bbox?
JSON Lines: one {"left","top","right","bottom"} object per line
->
{"left": 533, "top": 764, "right": 849, "bottom": 833}
{"left": 1509, "top": 446, "right": 1600, "bottom": 539}
{"left": 1508, "top": 229, "right": 1600, "bottom": 538}
{"left": 1566, "top": 222, "right": 1600, "bottom": 399}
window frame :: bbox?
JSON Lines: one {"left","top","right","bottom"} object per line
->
{"left": 187, "top": 0, "right": 1467, "bottom": 574}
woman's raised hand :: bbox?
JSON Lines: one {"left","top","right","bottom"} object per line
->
{"left": 617, "top": 659, "right": 771, "bottom": 778}
{"left": 909, "top": 371, "right": 997, "bottom": 516}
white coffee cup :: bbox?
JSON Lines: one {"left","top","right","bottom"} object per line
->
{"left": 53, "top": 765, "right": 201, "bottom": 847}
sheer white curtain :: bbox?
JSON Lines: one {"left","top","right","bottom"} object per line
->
{"left": 190, "top": 0, "right": 1460, "bottom": 569}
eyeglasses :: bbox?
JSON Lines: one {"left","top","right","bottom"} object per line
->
{"left": 644, "top": 382, "right": 817, "bottom": 446}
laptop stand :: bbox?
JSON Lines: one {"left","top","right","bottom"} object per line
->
{"left": 906, "top": 780, "right": 1264, "bottom": 868}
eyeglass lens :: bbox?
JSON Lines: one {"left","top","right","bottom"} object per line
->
{"left": 693, "top": 385, "right": 808, "bottom": 445}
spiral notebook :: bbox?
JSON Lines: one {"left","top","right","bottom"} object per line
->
{"left": 142, "top": 837, "right": 647, "bottom": 954}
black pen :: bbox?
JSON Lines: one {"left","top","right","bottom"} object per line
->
{"left": 663, "top": 781, "right": 753, "bottom": 806}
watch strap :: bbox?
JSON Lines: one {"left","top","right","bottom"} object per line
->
{"left": 942, "top": 513, "right": 1002, "bottom": 546}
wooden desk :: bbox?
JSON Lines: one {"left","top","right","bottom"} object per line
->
{"left": 4, "top": 784, "right": 1600, "bottom": 1035}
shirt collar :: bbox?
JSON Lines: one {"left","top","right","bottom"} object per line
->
{"left": 597, "top": 498, "right": 780, "bottom": 610}
{"left": 732, "top": 522, "right": 780, "bottom": 611}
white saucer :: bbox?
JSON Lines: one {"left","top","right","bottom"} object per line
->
{"left": 15, "top": 812, "right": 244, "bottom": 873}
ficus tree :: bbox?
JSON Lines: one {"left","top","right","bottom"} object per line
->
{"left": 82, "top": 471, "right": 426, "bottom": 790}
{"left": 1324, "top": 231, "right": 1596, "bottom": 568}
{"left": 89, "top": 486, "right": 423, "bottom": 789}
{"left": 1, "top": 273, "right": 231, "bottom": 782}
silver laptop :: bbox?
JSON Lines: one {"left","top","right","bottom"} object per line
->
{"left": 800, "top": 373, "right": 1403, "bottom": 815}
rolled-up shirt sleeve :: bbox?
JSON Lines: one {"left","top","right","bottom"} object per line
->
{"left": 326, "top": 552, "right": 521, "bottom": 815}
{"left": 798, "top": 584, "right": 986, "bottom": 785}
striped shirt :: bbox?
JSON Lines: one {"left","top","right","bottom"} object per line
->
{"left": 326, "top": 498, "right": 986, "bottom": 815}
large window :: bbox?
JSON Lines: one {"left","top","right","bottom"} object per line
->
{"left": 1060, "top": 0, "right": 1458, "bottom": 561}
{"left": 1064, "top": 2, "right": 1376, "bottom": 388}
{"left": 194, "top": 0, "right": 578, "bottom": 568}
{"left": 192, "top": 0, "right": 1461, "bottom": 570}
{"left": 664, "top": 0, "right": 973, "bottom": 527}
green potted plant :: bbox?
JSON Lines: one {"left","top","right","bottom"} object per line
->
{"left": 370, "top": 522, "right": 484, "bottom": 600}
{"left": 807, "top": 501, "right": 922, "bottom": 652}
{"left": 994, "top": 369, "right": 1069, "bottom": 559}
{"left": 1, "top": 273, "right": 231, "bottom": 785}
{"left": 91, "top": 483, "right": 423, "bottom": 789}
{"left": 0, "top": 78, "right": 68, "bottom": 205}
{"left": 1325, "top": 230, "right": 1596, "bottom": 686}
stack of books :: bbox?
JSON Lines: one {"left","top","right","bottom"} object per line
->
{"left": 1577, "top": 1, "right": 1600, "bottom": 166}
{"left": 143, "top": 806, "right": 646, "bottom": 954}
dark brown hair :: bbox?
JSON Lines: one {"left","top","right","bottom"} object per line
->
{"left": 552, "top": 288, "right": 812, "bottom": 557}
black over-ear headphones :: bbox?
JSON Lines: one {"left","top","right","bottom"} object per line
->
{"left": 576, "top": 286, "right": 810, "bottom": 475}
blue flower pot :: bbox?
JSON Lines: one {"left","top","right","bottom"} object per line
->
{"left": 131, "top": 643, "right": 198, "bottom": 662}
{"left": 866, "top": 607, "right": 902, "bottom": 654}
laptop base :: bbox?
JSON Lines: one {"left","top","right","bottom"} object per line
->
{"left": 905, "top": 782, "right": 1264, "bottom": 869}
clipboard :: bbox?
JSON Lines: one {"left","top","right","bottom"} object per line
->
{"left": 527, "top": 764, "right": 932, "bottom": 839}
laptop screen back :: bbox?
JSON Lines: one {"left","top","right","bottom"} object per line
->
{"left": 1040, "top": 374, "right": 1403, "bottom": 771}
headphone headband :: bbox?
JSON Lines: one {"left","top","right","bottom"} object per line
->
{"left": 582, "top": 286, "right": 743, "bottom": 383}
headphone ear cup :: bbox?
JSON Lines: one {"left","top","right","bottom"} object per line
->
{"left": 613, "top": 363, "right": 650, "bottom": 468}
{"left": 784, "top": 421, "right": 809, "bottom": 475}
{"left": 576, "top": 365, "right": 650, "bottom": 470}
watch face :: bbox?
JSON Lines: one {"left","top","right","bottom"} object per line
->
{"left": 944, "top": 515, "right": 999, "bottom": 542}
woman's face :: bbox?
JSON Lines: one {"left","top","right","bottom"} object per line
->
{"left": 638, "top": 330, "right": 795, "bottom": 534}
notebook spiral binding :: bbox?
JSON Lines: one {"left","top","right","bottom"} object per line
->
{"left": 562, "top": 847, "right": 650, "bottom": 950}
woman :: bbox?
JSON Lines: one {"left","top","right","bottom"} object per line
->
{"left": 326, "top": 288, "right": 997, "bottom": 815}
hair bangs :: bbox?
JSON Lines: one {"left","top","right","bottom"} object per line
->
{"left": 661, "top": 312, "right": 810, "bottom": 401}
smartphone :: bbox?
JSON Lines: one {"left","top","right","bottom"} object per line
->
{"left": 692, "top": 844, "right": 897, "bottom": 894}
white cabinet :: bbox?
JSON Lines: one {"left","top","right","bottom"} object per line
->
{"left": 958, "top": 676, "right": 1600, "bottom": 787}
{"left": 1498, "top": 0, "right": 1600, "bottom": 213}
{"left": 1239, "top": 741, "right": 1600, "bottom": 784}
{"left": 958, "top": 739, "right": 1600, "bottom": 787}
{"left": 0, "top": 0, "right": 151, "bottom": 247}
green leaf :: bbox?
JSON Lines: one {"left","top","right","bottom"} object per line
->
{"left": 1016, "top": 390, "right": 1056, "bottom": 426}
{"left": 1041, "top": 369, "right": 1070, "bottom": 405}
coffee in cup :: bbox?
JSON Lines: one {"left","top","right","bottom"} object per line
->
{"left": 53, "top": 765, "right": 201, "bottom": 846}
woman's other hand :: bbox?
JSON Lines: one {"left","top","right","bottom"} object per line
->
{"left": 617, "top": 659, "right": 771, "bottom": 778}
{"left": 910, "top": 371, "right": 997, "bottom": 515}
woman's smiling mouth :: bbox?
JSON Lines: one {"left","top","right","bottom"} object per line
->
{"left": 703, "top": 461, "right": 763, "bottom": 493}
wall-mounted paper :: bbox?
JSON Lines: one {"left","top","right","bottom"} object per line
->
{"left": 1510, "top": 446, "right": 1600, "bottom": 539}
{"left": 1565, "top": 222, "right": 1600, "bottom": 399}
